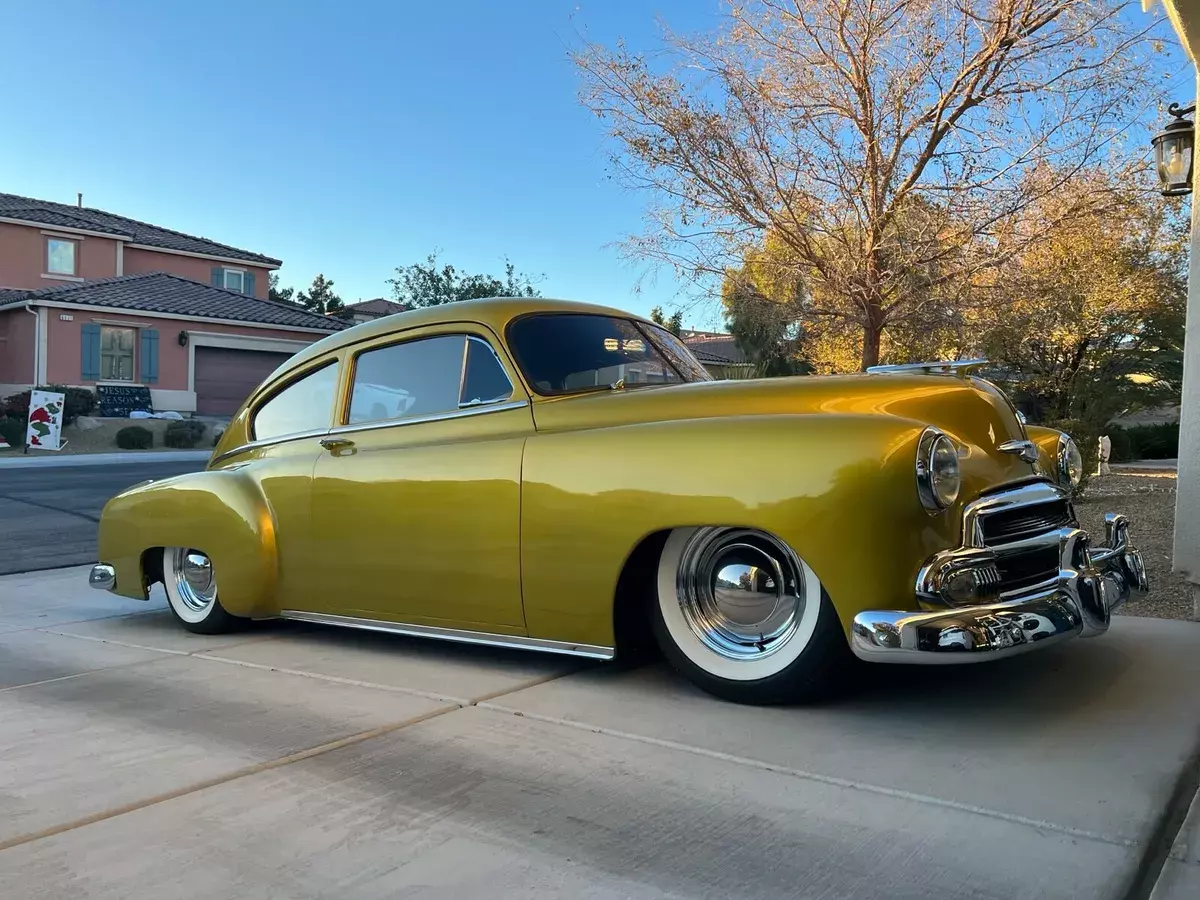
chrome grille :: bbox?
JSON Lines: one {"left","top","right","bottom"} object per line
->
{"left": 978, "top": 498, "right": 1073, "bottom": 594}
{"left": 981, "top": 500, "right": 1073, "bottom": 545}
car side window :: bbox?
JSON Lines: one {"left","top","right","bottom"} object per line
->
{"left": 460, "top": 338, "right": 513, "bottom": 407}
{"left": 253, "top": 363, "right": 338, "bottom": 441}
{"left": 348, "top": 334, "right": 466, "bottom": 425}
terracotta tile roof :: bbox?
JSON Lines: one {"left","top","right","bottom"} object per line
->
{"left": 0, "top": 272, "right": 342, "bottom": 331}
{"left": 0, "top": 192, "right": 281, "bottom": 265}
{"left": 345, "top": 297, "right": 411, "bottom": 317}
{"left": 682, "top": 333, "right": 748, "bottom": 364}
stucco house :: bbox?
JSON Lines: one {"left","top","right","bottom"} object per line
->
{"left": 0, "top": 192, "right": 342, "bottom": 415}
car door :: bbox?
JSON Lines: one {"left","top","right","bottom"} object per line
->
{"left": 221, "top": 356, "right": 343, "bottom": 614}
{"left": 307, "top": 325, "right": 533, "bottom": 631}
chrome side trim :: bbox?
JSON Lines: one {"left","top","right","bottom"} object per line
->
{"left": 213, "top": 400, "right": 531, "bottom": 465}
{"left": 867, "top": 358, "right": 988, "bottom": 377}
{"left": 279, "top": 610, "right": 615, "bottom": 660}
{"left": 211, "top": 427, "right": 331, "bottom": 465}
{"left": 326, "top": 400, "right": 529, "bottom": 438}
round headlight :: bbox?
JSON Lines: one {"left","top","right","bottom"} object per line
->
{"left": 1057, "top": 433, "right": 1083, "bottom": 488}
{"left": 917, "top": 428, "right": 961, "bottom": 512}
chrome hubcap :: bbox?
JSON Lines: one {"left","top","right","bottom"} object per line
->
{"left": 676, "top": 528, "right": 805, "bottom": 660}
{"left": 173, "top": 548, "right": 216, "bottom": 612}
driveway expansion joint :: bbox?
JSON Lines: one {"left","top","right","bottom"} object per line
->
{"left": 476, "top": 701, "right": 1139, "bottom": 851}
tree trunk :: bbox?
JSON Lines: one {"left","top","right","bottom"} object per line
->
{"left": 860, "top": 322, "right": 882, "bottom": 370}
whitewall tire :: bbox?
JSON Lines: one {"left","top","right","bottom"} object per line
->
{"left": 652, "top": 527, "right": 850, "bottom": 704}
{"left": 162, "top": 547, "right": 242, "bottom": 634}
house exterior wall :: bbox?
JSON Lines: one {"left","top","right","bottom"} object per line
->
{"left": 0, "top": 222, "right": 120, "bottom": 289}
{"left": 0, "top": 307, "right": 36, "bottom": 391}
{"left": 38, "top": 306, "right": 330, "bottom": 411}
{"left": 122, "top": 247, "right": 273, "bottom": 299}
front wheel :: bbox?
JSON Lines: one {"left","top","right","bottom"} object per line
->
{"left": 162, "top": 547, "right": 243, "bottom": 635}
{"left": 652, "top": 527, "right": 851, "bottom": 705}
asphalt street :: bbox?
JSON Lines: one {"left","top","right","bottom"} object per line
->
{"left": 0, "top": 460, "right": 205, "bottom": 575}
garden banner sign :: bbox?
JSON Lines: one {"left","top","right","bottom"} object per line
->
{"left": 25, "top": 390, "right": 67, "bottom": 451}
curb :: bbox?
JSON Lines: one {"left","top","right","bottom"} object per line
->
{"left": 0, "top": 450, "right": 211, "bottom": 469}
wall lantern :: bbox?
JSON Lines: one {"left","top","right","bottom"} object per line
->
{"left": 1152, "top": 101, "right": 1196, "bottom": 196}
{"left": 177, "top": 330, "right": 189, "bottom": 347}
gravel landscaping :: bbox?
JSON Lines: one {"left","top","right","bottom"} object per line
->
{"left": 1075, "top": 471, "right": 1193, "bottom": 620}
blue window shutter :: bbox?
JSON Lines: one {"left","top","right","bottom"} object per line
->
{"left": 212, "top": 266, "right": 224, "bottom": 286}
{"left": 140, "top": 329, "right": 159, "bottom": 383}
{"left": 81, "top": 323, "right": 101, "bottom": 381}
{"left": 244, "top": 272, "right": 256, "bottom": 297}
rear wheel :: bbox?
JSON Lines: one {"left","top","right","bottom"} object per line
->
{"left": 162, "top": 547, "right": 243, "bottom": 634}
{"left": 652, "top": 527, "right": 850, "bottom": 704}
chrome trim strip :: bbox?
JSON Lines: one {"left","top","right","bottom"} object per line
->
{"left": 211, "top": 427, "right": 332, "bottom": 465}
{"left": 326, "top": 400, "right": 529, "bottom": 438}
{"left": 867, "top": 358, "right": 988, "bottom": 377}
{"left": 212, "top": 400, "right": 531, "bottom": 465}
{"left": 279, "top": 610, "right": 615, "bottom": 660}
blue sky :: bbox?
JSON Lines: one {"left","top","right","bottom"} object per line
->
{"left": 0, "top": 0, "right": 730, "bottom": 328}
{"left": 0, "top": 1, "right": 1189, "bottom": 332}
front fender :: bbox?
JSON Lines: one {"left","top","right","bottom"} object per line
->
{"left": 520, "top": 414, "right": 1013, "bottom": 647}
{"left": 98, "top": 468, "right": 277, "bottom": 618}
{"left": 1027, "top": 425, "right": 1065, "bottom": 484}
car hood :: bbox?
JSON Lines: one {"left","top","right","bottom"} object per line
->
{"left": 532, "top": 373, "right": 1030, "bottom": 468}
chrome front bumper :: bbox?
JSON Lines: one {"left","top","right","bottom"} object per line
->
{"left": 852, "top": 511, "right": 1149, "bottom": 663}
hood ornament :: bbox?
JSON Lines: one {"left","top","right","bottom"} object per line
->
{"left": 998, "top": 439, "right": 1040, "bottom": 464}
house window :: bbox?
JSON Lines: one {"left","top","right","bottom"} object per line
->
{"left": 100, "top": 326, "right": 136, "bottom": 381}
{"left": 46, "top": 238, "right": 78, "bottom": 276}
{"left": 223, "top": 269, "right": 246, "bottom": 293}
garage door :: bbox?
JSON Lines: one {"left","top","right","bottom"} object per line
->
{"left": 194, "top": 346, "right": 294, "bottom": 416}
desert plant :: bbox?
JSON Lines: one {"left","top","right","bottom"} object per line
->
{"left": 115, "top": 425, "right": 153, "bottom": 450}
{"left": 163, "top": 419, "right": 207, "bottom": 449}
{"left": 1125, "top": 422, "right": 1179, "bottom": 459}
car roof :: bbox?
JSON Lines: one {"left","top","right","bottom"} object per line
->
{"left": 276, "top": 296, "right": 652, "bottom": 378}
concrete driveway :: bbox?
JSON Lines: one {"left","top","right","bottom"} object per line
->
{"left": 3, "top": 567, "right": 1200, "bottom": 898}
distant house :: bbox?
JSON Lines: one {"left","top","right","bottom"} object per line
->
{"left": 0, "top": 192, "right": 343, "bottom": 415}
{"left": 681, "top": 329, "right": 755, "bottom": 380}
{"left": 343, "top": 298, "right": 410, "bottom": 324}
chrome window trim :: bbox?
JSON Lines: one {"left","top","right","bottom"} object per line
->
{"left": 458, "top": 335, "right": 515, "bottom": 408}
{"left": 327, "top": 399, "right": 529, "bottom": 438}
{"left": 215, "top": 400, "right": 529, "bottom": 465}
{"left": 279, "top": 610, "right": 615, "bottom": 660}
{"left": 211, "top": 426, "right": 333, "bottom": 465}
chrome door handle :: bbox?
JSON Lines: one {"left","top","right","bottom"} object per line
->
{"left": 320, "top": 437, "right": 355, "bottom": 452}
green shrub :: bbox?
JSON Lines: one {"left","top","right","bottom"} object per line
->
{"left": 2, "top": 385, "right": 96, "bottom": 425}
{"left": 0, "top": 416, "right": 25, "bottom": 448}
{"left": 164, "top": 419, "right": 207, "bottom": 448}
{"left": 1128, "top": 422, "right": 1179, "bottom": 459}
{"left": 1106, "top": 426, "right": 1135, "bottom": 463}
{"left": 115, "top": 425, "right": 153, "bottom": 450}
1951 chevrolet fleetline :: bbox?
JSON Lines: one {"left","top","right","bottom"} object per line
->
{"left": 89, "top": 298, "right": 1149, "bottom": 704}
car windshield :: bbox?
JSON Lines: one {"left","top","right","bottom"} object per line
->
{"left": 507, "top": 313, "right": 713, "bottom": 395}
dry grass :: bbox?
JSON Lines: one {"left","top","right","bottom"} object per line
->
{"left": 1075, "top": 472, "right": 1192, "bottom": 620}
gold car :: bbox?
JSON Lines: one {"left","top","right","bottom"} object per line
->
{"left": 89, "top": 298, "right": 1148, "bottom": 704}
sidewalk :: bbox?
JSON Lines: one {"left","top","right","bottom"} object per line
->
{"left": 0, "top": 450, "right": 211, "bottom": 469}
{"left": 1112, "top": 459, "right": 1178, "bottom": 471}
